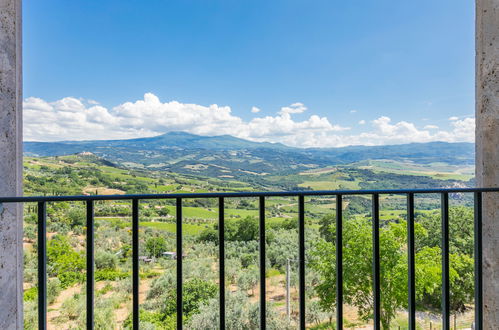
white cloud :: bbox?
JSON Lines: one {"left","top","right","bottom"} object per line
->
{"left": 251, "top": 106, "right": 261, "bottom": 113}
{"left": 350, "top": 109, "right": 357, "bottom": 113}
{"left": 279, "top": 102, "right": 307, "bottom": 115}
{"left": 23, "top": 93, "right": 475, "bottom": 148}
{"left": 424, "top": 125, "right": 439, "bottom": 129}
{"left": 449, "top": 116, "right": 459, "bottom": 121}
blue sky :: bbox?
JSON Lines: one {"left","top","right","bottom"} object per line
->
{"left": 23, "top": 0, "right": 475, "bottom": 147}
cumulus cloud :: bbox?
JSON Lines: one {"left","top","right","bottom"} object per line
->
{"left": 23, "top": 93, "right": 475, "bottom": 148}
{"left": 251, "top": 106, "right": 261, "bottom": 113}
{"left": 279, "top": 102, "right": 307, "bottom": 115}
{"left": 358, "top": 120, "right": 366, "bottom": 125}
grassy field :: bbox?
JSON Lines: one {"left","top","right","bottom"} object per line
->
{"left": 140, "top": 221, "right": 208, "bottom": 235}
{"left": 357, "top": 159, "right": 475, "bottom": 181}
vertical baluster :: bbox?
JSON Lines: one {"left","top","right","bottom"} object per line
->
{"left": 219, "top": 197, "right": 225, "bottom": 329}
{"left": 132, "top": 199, "right": 139, "bottom": 329}
{"left": 441, "top": 192, "right": 450, "bottom": 330}
{"left": 176, "top": 198, "right": 183, "bottom": 330}
{"left": 259, "top": 196, "right": 266, "bottom": 329}
{"left": 86, "top": 200, "right": 94, "bottom": 329}
{"left": 37, "top": 201, "right": 47, "bottom": 330}
{"left": 474, "top": 192, "right": 483, "bottom": 330}
{"left": 407, "top": 193, "right": 416, "bottom": 329}
{"left": 336, "top": 195, "right": 343, "bottom": 330}
{"left": 298, "top": 195, "right": 306, "bottom": 330}
{"left": 372, "top": 194, "right": 380, "bottom": 330}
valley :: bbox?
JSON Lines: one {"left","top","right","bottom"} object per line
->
{"left": 22, "top": 134, "right": 478, "bottom": 329}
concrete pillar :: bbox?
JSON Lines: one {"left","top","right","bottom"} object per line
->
{"left": 476, "top": 0, "right": 499, "bottom": 327}
{"left": 0, "top": 0, "right": 23, "bottom": 328}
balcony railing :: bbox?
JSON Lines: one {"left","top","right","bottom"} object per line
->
{"left": 2, "top": 187, "right": 496, "bottom": 330}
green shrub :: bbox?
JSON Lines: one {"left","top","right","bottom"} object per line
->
{"left": 266, "top": 268, "right": 281, "bottom": 277}
{"left": 148, "top": 272, "right": 175, "bottom": 299}
{"left": 67, "top": 207, "right": 86, "bottom": 228}
{"left": 140, "top": 271, "right": 161, "bottom": 279}
{"left": 162, "top": 278, "right": 217, "bottom": 318}
{"left": 123, "top": 310, "right": 176, "bottom": 329}
{"left": 95, "top": 251, "right": 118, "bottom": 270}
{"left": 24, "top": 287, "right": 37, "bottom": 302}
{"left": 47, "top": 235, "right": 85, "bottom": 279}
{"left": 60, "top": 293, "right": 85, "bottom": 321}
{"left": 58, "top": 271, "right": 85, "bottom": 288}
{"left": 197, "top": 228, "right": 218, "bottom": 243}
{"left": 24, "top": 301, "right": 38, "bottom": 330}
{"left": 95, "top": 269, "right": 129, "bottom": 281}
{"left": 47, "top": 278, "right": 62, "bottom": 304}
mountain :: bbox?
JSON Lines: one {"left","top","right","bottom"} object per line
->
{"left": 24, "top": 132, "right": 474, "bottom": 178}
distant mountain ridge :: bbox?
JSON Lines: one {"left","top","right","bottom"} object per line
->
{"left": 24, "top": 132, "right": 474, "bottom": 177}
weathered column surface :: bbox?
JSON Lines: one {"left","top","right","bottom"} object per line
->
{"left": 476, "top": 0, "right": 499, "bottom": 328}
{"left": 0, "top": 0, "right": 23, "bottom": 328}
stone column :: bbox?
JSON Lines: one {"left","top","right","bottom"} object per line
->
{"left": 0, "top": 0, "right": 23, "bottom": 328}
{"left": 476, "top": 0, "right": 499, "bottom": 328}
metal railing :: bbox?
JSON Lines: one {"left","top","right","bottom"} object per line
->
{"left": 2, "top": 187, "right": 495, "bottom": 330}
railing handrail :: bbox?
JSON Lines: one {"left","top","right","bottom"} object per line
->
{"left": 13, "top": 187, "right": 491, "bottom": 330}
{"left": 2, "top": 187, "right": 499, "bottom": 203}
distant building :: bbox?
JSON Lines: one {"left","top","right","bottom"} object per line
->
{"left": 139, "top": 256, "right": 154, "bottom": 263}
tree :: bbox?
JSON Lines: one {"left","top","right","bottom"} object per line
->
{"left": 312, "top": 218, "right": 418, "bottom": 328}
{"left": 67, "top": 206, "right": 85, "bottom": 228}
{"left": 417, "top": 206, "right": 474, "bottom": 256}
{"left": 145, "top": 236, "right": 168, "bottom": 258}
{"left": 312, "top": 214, "right": 475, "bottom": 327}
{"left": 415, "top": 246, "right": 474, "bottom": 312}
{"left": 206, "top": 216, "right": 260, "bottom": 242}
{"left": 237, "top": 265, "right": 259, "bottom": 295}
{"left": 157, "top": 207, "right": 170, "bottom": 217}
{"left": 226, "top": 216, "right": 259, "bottom": 241}
{"left": 318, "top": 214, "right": 335, "bottom": 242}
{"left": 197, "top": 227, "right": 218, "bottom": 244}
{"left": 416, "top": 207, "right": 475, "bottom": 311}
{"left": 187, "top": 291, "right": 294, "bottom": 330}
{"left": 266, "top": 228, "right": 298, "bottom": 271}
{"left": 47, "top": 235, "right": 85, "bottom": 287}
{"left": 162, "top": 278, "right": 217, "bottom": 319}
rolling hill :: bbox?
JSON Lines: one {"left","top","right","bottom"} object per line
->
{"left": 24, "top": 132, "right": 474, "bottom": 179}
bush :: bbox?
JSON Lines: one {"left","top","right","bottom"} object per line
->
{"left": 24, "top": 287, "right": 37, "bottom": 302}
{"left": 47, "top": 235, "right": 85, "bottom": 281}
{"left": 47, "top": 278, "right": 62, "bottom": 304}
{"left": 61, "top": 293, "right": 85, "bottom": 321}
{"left": 24, "top": 224, "right": 37, "bottom": 241}
{"left": 24, "top": 301, "right": 38, "bottom": 330}
{"left": 123, "top": 309, "right": 176, "bottom": 329}
{"left": 58, "top": 271, "right": 85, "bottom": 288}
{"left": 95, "top": 269, "right": 129, "bottom": 281}
{"left": 95, "top": 251, "right": 118, "bottom": 270}
{"left": 67, "top": 206, "right": 86, "bottom": 228}
{"left": 187, "top": 291, "right": 294, "bottom": 330}
{"left": 162, "top": 278, "right": 217, "bottom": 318}
{"left": 148, "top": 272, "right": 175, "bottom": 299}
{"left": 140, "top": 271, "right": 161, "bottom": 279}
{"left": 197, "top": 228, "right": 218, "bottom": 243}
